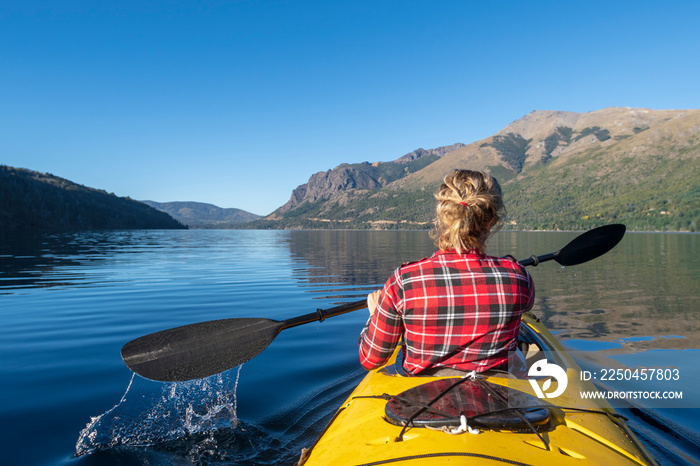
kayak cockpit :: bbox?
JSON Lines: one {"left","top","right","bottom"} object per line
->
{"left": 384, "top": 377, "right": 551, "bottom": 432}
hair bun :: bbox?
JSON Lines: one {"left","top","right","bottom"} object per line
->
{"left": 431, "top": 170, "right": 505, "bottom": 253}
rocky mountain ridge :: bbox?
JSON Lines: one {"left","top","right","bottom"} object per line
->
{"left": 274, "top": 143, "right": 464, "bottom": 215}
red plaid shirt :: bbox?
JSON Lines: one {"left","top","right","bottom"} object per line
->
{"left": 359, "top": 250, "right": 535, "bottom": 375}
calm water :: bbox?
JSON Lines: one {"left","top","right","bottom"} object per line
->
{"left": 0, "top": 230, "right": 698, "bottom": 465}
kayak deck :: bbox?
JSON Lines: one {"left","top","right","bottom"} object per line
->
{"left": 300, "top": 313, "right": 657, "bottom": 466}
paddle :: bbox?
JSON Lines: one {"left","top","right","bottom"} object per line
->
{"left": 518, "top": 223, "right": 626, "bottom": 267}
{"left": 121, "top": 223, "right": 626, "bottom": 382}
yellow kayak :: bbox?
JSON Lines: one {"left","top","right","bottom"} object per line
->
{"left": 300, "top": 312, "right": 657, "bottom": 466}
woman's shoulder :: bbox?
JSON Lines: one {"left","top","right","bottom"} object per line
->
{"left": 395, "top": 251, "right": 524, "bottom": 271}
{"left": 489, "top": 254, "right": 528, "bottom": 269}
{"left": 396, "top": 255, "right": 432, "bottom": 271}
{"left": 491, "top": 254, "right": 519, "bottom": 264}
{"left": 393, "top": 251, "right": 448, "bottom": 275}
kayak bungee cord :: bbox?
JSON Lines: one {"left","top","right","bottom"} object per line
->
{"left": 473, "top": 376, "right": 550, "bottom": 451}
{"left": 353, "top": 393, "right": 461, "bottom": 422}
{"left": 394, "top": 375, "right": 475, "bottom": 442}
{"left": 353, "top": 385, "right": 634, "bottom": 446}
{"left": 395, "top": 374, "right": 549, "bottom": 446}
{"left": 356, "top": 391, "right": 630, "bottom": 425}
{"left": 355, "top": 374, "right": 552, "bottom": 444}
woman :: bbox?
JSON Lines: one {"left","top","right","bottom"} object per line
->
{"left": 359, "top": 169, "right": 534, "bottom": 375}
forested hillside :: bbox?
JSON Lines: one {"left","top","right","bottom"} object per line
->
{"left": 0, "top": 166, "right": 186, "bottom": 232}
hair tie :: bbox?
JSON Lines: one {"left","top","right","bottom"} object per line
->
{"left": 459, "top": 201, "right": 469, "bottom": 207}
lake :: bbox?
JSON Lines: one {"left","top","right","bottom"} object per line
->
{"left": 0, "top": 229, "right": 698, "bottom": 465}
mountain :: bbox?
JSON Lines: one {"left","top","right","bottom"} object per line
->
{"left": 0, "top": 166, "right": 186, "bottom": 232}
{"left": 272, "top": 143, "right": 465, "bottom": 215}
{"left": 143, "top": 201, "right": 261, "bottom": 228}
{"left": 255, "top": 107, "right": 700, "bottom": 231}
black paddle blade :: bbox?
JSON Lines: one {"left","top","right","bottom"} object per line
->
{"left": 555, "top": 224, "right": 626, "bottom": 266}
{"left": 121, "top": 317, "right": 283, "bottom": 382}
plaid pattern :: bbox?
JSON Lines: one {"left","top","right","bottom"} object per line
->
{"left": 359, "top": 250, "right": 535, "bottom": 375}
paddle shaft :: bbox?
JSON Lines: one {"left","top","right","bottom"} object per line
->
{"left": 280, "top": 299, "right": 368, "bottom": 331}
{"left": 518, "top": 252, "right": 557, "bottom": 267}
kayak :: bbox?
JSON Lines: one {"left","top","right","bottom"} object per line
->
{"left": 299, "top": 311, "right": 658, "bottom": 466}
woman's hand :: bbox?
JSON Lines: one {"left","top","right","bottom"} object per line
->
{"left": 367, "top": 290, "right": 382, "bottom": 317}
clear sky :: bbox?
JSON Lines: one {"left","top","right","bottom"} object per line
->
{"left": 2, "top": 1, "right": 699, "bottom": 215}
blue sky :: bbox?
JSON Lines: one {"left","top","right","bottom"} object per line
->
{"left": 2, "top": 1, "right": 699, "bottom": 215}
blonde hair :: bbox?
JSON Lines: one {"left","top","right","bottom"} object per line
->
{"left": 430, "top": 169, "right": 505, "bottom": 253}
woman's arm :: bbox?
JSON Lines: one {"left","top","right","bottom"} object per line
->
{"left": 359, "top": 279, "right": 403, "bottom": 370}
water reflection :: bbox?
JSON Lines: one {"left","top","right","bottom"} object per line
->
{"left": 0, "top": 232, "right": 88, "bottom": 291}
{"left": 281, "top": 230, "right": 699, "bottom": 349}
{"left": 282, "top": 230, "right": 436, "bottom": 298}
{"left": 0, "top": 230, "right": 291, "bottom": 293}
{"left": 0, "top": 231, "right": 175, "bottom": 292}
{"left": 492, "top": 232, "right": 699, "bottom": 349}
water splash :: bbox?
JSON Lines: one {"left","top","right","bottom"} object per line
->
{"left": 76, "top": 366, "right": 243, "bottom": 458}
